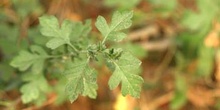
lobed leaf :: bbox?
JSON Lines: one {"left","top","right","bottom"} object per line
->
{"left": 10, "top": 45, "right": 48, "bottom": 73}
{"left": 39, "top": 16, "right": 60, "bottom": 37}
{"left": 107, "top": 51, "right": 143, "bottom": 98}
{"left": 95, "top": 11, "right": 133, "bottom": 42}
{"left": 108, "top": 32, "right": 126, "bottom": 42}
{"left": 39, "top": 16, "right": 73, "bottom": 49}
{"left": 20, "top": 83, "right": 40, "bottom": 104}
{"left": 63, "top": 59, "right": 98, "bottom": 102}
{"left": 20, "top": 74, "right": 50, "bottom": 104}
{"left": 95, "top": 16, "right": 110, "bottom": 37}
{"left": 110, "top": 11, "right": 133, "bottom": 31}
{"left": 70, "top": 20, "right": 92, "bottom": 40}
{"left": 39, "top": 16, "right": 92, "bottom": 49}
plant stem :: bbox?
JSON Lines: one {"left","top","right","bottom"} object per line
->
{"left": 68, "top": 43, "right": 78, "bottom": 52}
{"left": 101, "top": 31, "right": 110, "bottom": 44}
{"left": 67, "top": 42, "right": 88, "bottom": 54}
{"left": 102, "top": 36, "right": 107, "bottom": 44}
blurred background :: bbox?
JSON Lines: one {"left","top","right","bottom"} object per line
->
{"left": 0, "top": 0, "right": 220, "bottom": 110}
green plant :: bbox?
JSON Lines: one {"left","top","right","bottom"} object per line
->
{"left": 10, "top": 10, "right": 143, "bottom": 103}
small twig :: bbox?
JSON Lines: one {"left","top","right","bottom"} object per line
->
{"left": 128, "top": 24, "right": 160, "bottom": 41}
{"left": 128, "top": 24, "right": 174, "bottom": 51}
{"left": 140, "top": 38, "right": 172, "bottom": 51}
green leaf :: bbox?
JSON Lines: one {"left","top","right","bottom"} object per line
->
{"left": 107, "top": 51, "right": 143, "bottom": 97}
{"left": 39, "top": 16, "right": 60, "bottom": 37}
{"left": 95, "top": 11, "right": 133, "bottom": 42}
{"left": 20, "top": 74, "right": 50, "bottom": 104}
{"left": 170, "top": 75, "right": 187, "bottom": 110}
{"left": 63, "top": 59, "right": 98, "bottom": 102}
{"left": 10, "top": 45, "right": 48, "bottom": 73}
{"left": 95, "top": 16, "right": 110, "bottom": 37}
{"left": 39, "top": 16, "right": 73, "bottom": 49}
{"left": 81, "top": 20, "right": 92, "bottom": 37}
{"left": 54, "top": 78, "right": 68, "bottom": 104}
{"left": 110, "top": 11, "right": 133, "bottom": 31}
{"left": 21, "top": 73, "right": 51, "bottom": 92}
{"left": 70, "top": 20, "right": 92, "bottom": 40}
{"left": 46, "top": 38, "right": 66, "bottom": 49}
{"left": 108, "top": 32, "right": 126, "bottom": 42}
{"left": 34, "top": 93, "right": 47, "bottom": 106}
{"left": 20, "top": 83, "right": 40, "bottom": 104}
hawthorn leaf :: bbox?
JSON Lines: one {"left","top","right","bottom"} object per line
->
{"left": 46, "top": 38, "right": 66, "bottom": 49}
{"left": 108, "top": 32, "right": 126, "bottom": 42}
{"left": 110, "top": 11, "right": 133, "bottom": 31}
{"left": 63, "top": 59, "right": 98, "bottom": 102}
{"left": 81, "top": 20, "right": 92, "bottom": 37}
{"left": 61, "top": 20, "right": 73, "bottom": 41}
{"left": 70, "top": 22, "right": 84, "bottom": 39}
{"left": 21, "top": 73, "right": 51, "bottom": 92}
{"left": 95, "top": 11, "right": 133, "bottom": 42}
{"left": 70, "top": 20, "right": 92, "bottom": 40}
{"left": 39, "top": 16, "right": 73, "bottom": 49}
{"left": 39, "top": 16, "right": 60, "bottom": 37}
{"left": 95, "top": 16, "right": 110, "bottom": 37}
{"left": 108, "top": 51, "right": 143, "bottom": 98}
{"left": 10, "top": 45, "right": 48, "bottom": 73}
{"left": 20, "top": 74, "right": 50, "bottom": 104}
{"left": 20, "top": 83, "right": 40, "bottom": 104}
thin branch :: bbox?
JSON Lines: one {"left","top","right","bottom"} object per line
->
{"left": 140, "top": 38, "right": 172, "bottom": 51}
{"left": 128, "top": 24, "right": 160, "bottom": 41}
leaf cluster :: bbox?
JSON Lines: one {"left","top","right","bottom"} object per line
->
{"left": 10, "top": 11, "right": 144, "bottom": 103}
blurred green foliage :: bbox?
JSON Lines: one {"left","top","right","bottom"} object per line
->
{"left": 0, "top": 0, "right": 220, "bottom": 109}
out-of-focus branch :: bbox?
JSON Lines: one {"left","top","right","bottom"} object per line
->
{"left": 140, "top": 39, "right": 172, "bottom": 51}
{"left": 128, "top": 24, "right": 160, "bottom": 41}
{"left": 128, "top": 24, "right": 174, "bottom": 51}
